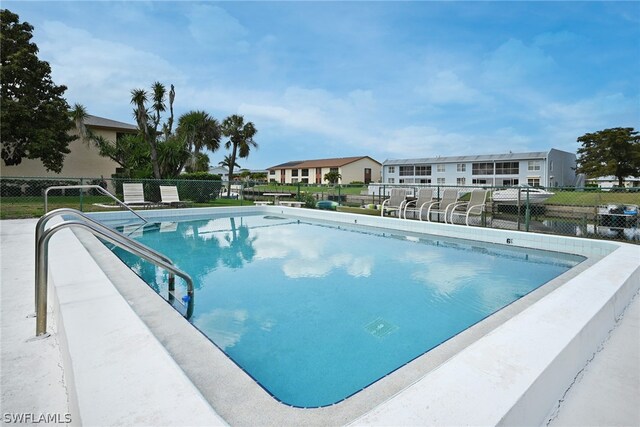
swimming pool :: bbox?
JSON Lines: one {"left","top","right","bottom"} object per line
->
{"left": 42, "top": 205, "right": 639, "bottom": 425}
{"left": 110, "top": 212, "right": 584, "bottom": 407}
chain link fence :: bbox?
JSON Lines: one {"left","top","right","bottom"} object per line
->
{"left": 2, "top": 177, "right": 638, "bottom": 243}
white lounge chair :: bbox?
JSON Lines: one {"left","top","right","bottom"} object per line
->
{"left": 446, "top": 189, "right": 488, "bottom": 226}
{"left": 425, "top": 188, "right": 459, "bottom": 222}
{"left": 403, "top": 188, "right": 435, "bottom": 220}
{"left": 123, "top": 183, "right": 152, "bottom": 207}
{"left": 381, "top": 188, "right": 411, "bottom": 217}
{"left": 160, "top": 185, "right": 189, "bottom": 207}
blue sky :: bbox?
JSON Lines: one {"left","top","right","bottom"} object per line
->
{"left": 5, "top": 1, "right": 639, "bottom": 170}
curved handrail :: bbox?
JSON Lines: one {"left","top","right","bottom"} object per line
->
{"left": 34, "top": 208, "right": 176, "bottom": 312}
{"left": 44, "top": 185, "right": 147, "bottom": 224}
{"left": 35, "top": 219, "right": 194, "bottom": 336}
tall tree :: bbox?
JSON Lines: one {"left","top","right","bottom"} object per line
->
{"left": 0, "top": 9, "right": 75, "bottom": 172}
{"left": 175, "top": 110, "right": 220, "bottom": 174}
{"left": 130, "top": 82, "right": 175, "bottom": 178}
{"left": 221, "top": 115, "right": 257, "bottom": 195}
{"left": 576, "top": 127, "right": 640, "bottom": 187}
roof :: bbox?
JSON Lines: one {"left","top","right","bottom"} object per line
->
{"left": 383, "top": 151, "right": 550, "bottom": 166}
{"left": 268, "top": 156, "right": 380, "bottom": 170}
{"left": 85, "top": 115, "right": 138, "bottom": 132}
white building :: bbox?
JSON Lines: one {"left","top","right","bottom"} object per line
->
{"left": 382, "top": 149, "right": 576, "bottom": 188}
{"left": 208, "top": 166, "right": 229, "bottom": 181}
{"left": 587, "top": 176, "right": 640, "bottom": 190}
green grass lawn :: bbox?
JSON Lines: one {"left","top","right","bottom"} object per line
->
{"left": 544, "top": 191, "right": 640, "bottom": 206}
{"left": 0, "top": 195, "right": 247, "bottom": 219}
{"left": 250, "top": 184, "right": 366, "bottom": 195}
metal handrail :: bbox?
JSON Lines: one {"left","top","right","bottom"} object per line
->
{"left": 34, "top": 209, "right": 176, "bottom": 312}
{"left": 44, "top": 185, "right": 147, "bottom": 224}
{"left": 35, "top": 219, "right": 194, "bottom": 336}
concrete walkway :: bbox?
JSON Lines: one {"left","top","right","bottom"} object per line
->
{"left": 547, "top": 289, "right": 640, "bottom": 426}
{"left": 1, "top": 219, "right": 71, "bottom": 424}
{"left": 1, "top": 218, "right": 638, "bottom": 426}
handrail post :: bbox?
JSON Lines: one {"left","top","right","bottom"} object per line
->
{"left": 79, "top": 178, "right": 84, "bottom": 211}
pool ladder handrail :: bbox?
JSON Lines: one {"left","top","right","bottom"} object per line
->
{"left": 34, "top": 209, "right": 194, "bottom": 337}
{"left": 44, "top": 184, "right": 147, "bottom": 224}
{"left": 35, "top": 208, "right": 176, "bottom": 302}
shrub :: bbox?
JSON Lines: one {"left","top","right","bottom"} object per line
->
{"left": 179, "top": 172, "right": 221, "bottom": 181}
{"left": 301, "top": 193, "right": 317, "bottom": 208}
{"left": 1, "top": 182, "right": 22, "bottom": 197}
{"left": 177, "top": 173, "right": 222, "bottom": 203}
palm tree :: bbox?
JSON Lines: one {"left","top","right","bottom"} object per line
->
{"left": 176, "top": 110, "right": 221, "bottom": 173}
{"left": 130, "top": 87, "right": 162, "bottom": 178}
{"left": 218, "top": 154, "right": 241, "bottom": 172}
{"left": 221, "top": 115, "right": 257, "bottom": 196}
{"left": 70, "top": 103, "right": 90, "bottom": 143}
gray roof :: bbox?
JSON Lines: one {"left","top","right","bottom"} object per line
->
{"left": 383, "top": 151, "right": 549, "bottom": 166}
{"left": 85, "top": 115, "right": 138, "bottom": 131}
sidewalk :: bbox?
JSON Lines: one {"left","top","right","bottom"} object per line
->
{"left": 547, "top": 288, "right": 639, "bottom": 426}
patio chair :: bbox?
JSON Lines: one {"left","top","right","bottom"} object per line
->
{"left": 403, "top": 188, "right": 435, "bottom": 220}
{"left": 425, "top": 188, "right": 459, "bottom": 222}
{"left": 160, "top": 185, "right": 190, "bottom": 207}
{"left": 122, "top": 183, "right": 152, "bottom": 207}
{"left": 446, "top": 189, "right": 488, "bottom": 226}
{"left": 381, "top": 188, "right": 411, "bottom": 217}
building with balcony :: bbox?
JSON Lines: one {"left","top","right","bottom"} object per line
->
{"left": 382, "top": 149, "right": 576, "bottom": 188}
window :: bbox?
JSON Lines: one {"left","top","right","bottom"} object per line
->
{"left": 388, "top": 178, "right": 395, "bottom": 184}
{"left": 301, "top": 169, "right": 309, "bottom": 177}
{"left": 415, "top": 165, "right": 431, "bottom": 176}
{"left": 388, "top": 166, "right": 395, "bottom": 173}
{"left": 472, "top": 162, "right": 494, "bottom": 175}
{"left": 291, "top": 169, "right": 299, "bottom": 177}
{"left": 330, "top": 167, "right": 339, "bottom": 174}
{"left": 399, "top": 178, "right": 415, "bottom": 184}
{"left": 399, "top": 166, "right": 414, "bottom": 176}
{"left": 418, "top": 178, "right": 431, "bottom": 184}
{"left": 472, "top": 178, "right": 488, "bottom": 185}
{"left": 301, "top": 178, "right": 309, "bottom": 183}
{"left": 549, "top": 161, "right": 553, "bottom": 172}
{"left": 501, "top": 179, "right": 519, "bottom": 186}
{"left": 437, "top": 178, "right": 445, "bottom": 185}
{"left": 436, "top": 164, "right": 446, "bottom": 173}
{"left": 528, "top": 178, "right": 541, "bottom": 187}
{"left": 495, "top": 162, "right": 519, "bottom": 175}
{"left": 291, "top": 178, "right": 298, "bottom": 183}
{"left": 457, "top": 163, "right": 466, "bottom": 172}
{"left": 528, "top": 161, "right": 541, "bottom": 172}
{"left": 270, "top": 170, "right": 275, "bottom": 175}
{"left": 457, "top": 177, "right": 466, "bottom": 185}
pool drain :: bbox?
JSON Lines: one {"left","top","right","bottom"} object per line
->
{"left": 364, "top": 317, "right": 398, "bottom": 338}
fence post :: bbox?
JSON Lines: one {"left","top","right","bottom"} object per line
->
{"left": 338, "top": 185, "right": 341, "bottom": 206}
{"left": 297, "top": 181, "right": 301, "bottom": 201}
{"left": 79, "top": 178, "right": 84, "bottom": 211}
{"left": 525, "top": 188, "right": 530, "bottom": 232}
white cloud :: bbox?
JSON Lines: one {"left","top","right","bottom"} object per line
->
{"left": 482, "top": 38, "right": 556, "bottom": 87}
{"left": 39, "top": 20, "right": 184, "bottom": 114}
{"left": 415, "top": 70, "right": 483, "bottom": 105}
{"left": 186, "top": 4, "right": 250, "bottom": 52}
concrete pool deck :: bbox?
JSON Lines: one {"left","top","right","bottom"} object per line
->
{"left": 1, "top": 210, "right": 639, "bottom": 425}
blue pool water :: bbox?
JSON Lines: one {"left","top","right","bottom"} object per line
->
{"left": 112, "top": 213, "right": 584, "bottom": 407}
